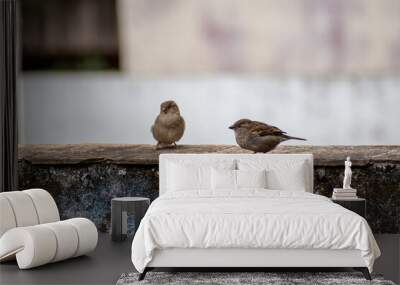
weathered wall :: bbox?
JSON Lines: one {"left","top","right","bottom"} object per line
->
{"left": 17, "top": 145, "right": 400, "bottom": 234}
{"left": 18, "top": 162, "right": 158, "bottom": 233}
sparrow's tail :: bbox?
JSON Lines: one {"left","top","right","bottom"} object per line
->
{"left": 284, "top": 135, "right": 306, "bottom": 141}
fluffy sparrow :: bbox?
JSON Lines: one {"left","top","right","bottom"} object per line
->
{"left": 229, "top": 119, "right": 306, "bottom": 153}
{"left": 151, "top": 101, "right": 185, "bottom": 149}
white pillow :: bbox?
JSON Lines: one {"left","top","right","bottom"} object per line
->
{"left": 167, "top": 160, "right": 236, "bottom": 192}
{"left": 211, "top": 168, "right": 236, "bottom": 190}
{"left": 211, "top": 169, "right": 268, "bottom": 190}
{"left": 236, "top": 169, "right": 267, "bottom": 189}
{"left": 167, "top": 163, "right": 209, "bottom": 191}
{"left": 238, "top": 159, "right": 307, "bottom": 191}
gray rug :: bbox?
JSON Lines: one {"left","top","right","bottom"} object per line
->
{"left": 116, "top": 272, "right": 396, "bottom": 285}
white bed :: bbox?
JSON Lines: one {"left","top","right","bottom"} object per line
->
{"left": 131, "top": 154, "right": 380, "bottom": 280}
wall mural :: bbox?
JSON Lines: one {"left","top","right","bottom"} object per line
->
{"left": 118, "top": 0, "right": 400, "bottom": 75}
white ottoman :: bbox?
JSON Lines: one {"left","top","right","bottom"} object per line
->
{"left": 0, "top": 189, "right": 98, "bottom": 269}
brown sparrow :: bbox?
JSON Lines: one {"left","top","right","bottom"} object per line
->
{"left": 229, "top": 119, "right": 306, "bottom": 153}
{"left": 151, "top": 101, "right": 185, "bottom": 149}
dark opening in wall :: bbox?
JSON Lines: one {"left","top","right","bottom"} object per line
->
{"left": 21, "top": 0, "right": 119, "bottom": 71}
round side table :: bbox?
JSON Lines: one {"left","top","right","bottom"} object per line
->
{"left": 111, "top": 197, "right": 150, "bottom": 242}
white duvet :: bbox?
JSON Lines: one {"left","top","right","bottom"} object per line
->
{"left": 131, "top": 190, "right": 380, "bottom": 273}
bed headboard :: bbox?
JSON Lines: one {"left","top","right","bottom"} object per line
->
{"left": 159, "top": 153, "right": 314, "bottom": 195}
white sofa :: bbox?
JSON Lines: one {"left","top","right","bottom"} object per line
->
{"left": 0, "top": 189, "right": 98, "bottom": 269}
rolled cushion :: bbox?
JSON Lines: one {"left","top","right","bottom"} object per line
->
{"left": 64, "top": 218, "right": 98, "bottom": 257}
{"left": 0, "top": 226, "right": 57, "bottom": 268}
{"left": 0, "top": 196, "right": 17, "bottom": 237}
{"left": 23, "top": 189, "right": 60, "bottom": 224}
{"left": 0, "top": 218, "right": 98, "bottom": 269}
{"left": 0, "top": 191, "right": 39, "bottom": 228}
{"left": 42, "top": 221, "right": 79, "bottom": 262}
{"left": 0, "top": 189, "right": 60, "bottom": 238}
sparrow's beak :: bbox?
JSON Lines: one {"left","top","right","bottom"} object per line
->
{"left": 229, "top": 125, "right": 234, "bottom": 130}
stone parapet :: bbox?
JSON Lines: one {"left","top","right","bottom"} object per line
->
{"left": 18, "top": 144, "right": 400, "bottom": 234}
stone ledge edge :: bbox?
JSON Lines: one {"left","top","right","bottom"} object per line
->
{"left": 18, "top": 144, "right": 400, "bottom": 167}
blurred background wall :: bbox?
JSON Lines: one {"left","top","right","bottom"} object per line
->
{"left": 18, "top": 0, "right": 400, "bottom": 144}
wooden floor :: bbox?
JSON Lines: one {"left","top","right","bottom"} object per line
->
{"left": 0, "top": 234, "right": 398, "bottom": 285}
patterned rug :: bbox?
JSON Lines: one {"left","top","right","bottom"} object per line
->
{"left": 116, "top": 272, "right": 396, "bottom": 285}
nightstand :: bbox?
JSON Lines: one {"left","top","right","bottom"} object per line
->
{"left": 331, "top": 198, "right": 366, "bottom": 218}
{"left": 111, "top": 197, "right": 150, "bottom": 241}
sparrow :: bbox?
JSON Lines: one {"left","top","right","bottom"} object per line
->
{"left": 151, "top": 100, "right": 185, "bottom": 149}
{"left": 229, "top": 119, "right": 306, "bottom": 153}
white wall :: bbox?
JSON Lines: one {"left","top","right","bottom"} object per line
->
{"left": 19, "top": 72, "right": 400, "bottom": 145}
